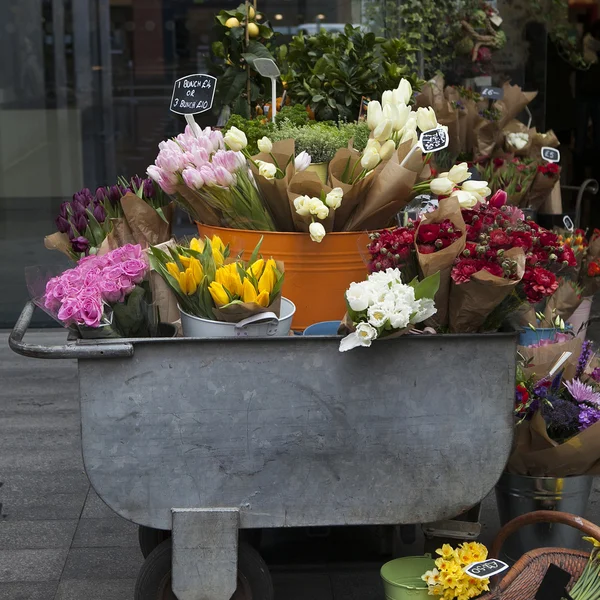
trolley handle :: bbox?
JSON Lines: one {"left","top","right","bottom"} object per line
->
{"left": 9, "top": 301, "right": 134, "bottom": 360}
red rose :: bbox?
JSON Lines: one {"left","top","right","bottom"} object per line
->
{"left": 560, "top": 246, "right": 577, "bottom": 267}
{"left": 466, "top": 221, "right": 483, "bottom": 242}
{"left": 538, "top": 230, "right": 559, "bottom": 247}
{"left": 522, "top": 267, "right": 559, "bottom": 303}
{"left": 511, "top": 231, "right": 533, "bottom": 251}
{"left": 418, "top": 244, "right": 436, "bottom": 254}
{"left": 417, "top": 223, "right": 441, "bottom": 243}
{"left": 527, "top": 249, "right": 549, "bottom": 266}
{"left": 451, "top": 258, "right": 483, "bottom": 284}
{"left": 461, "top": 209, "right": 479, "bottom": 225}
{"left": 464, "top": 242, "right": 478, "bottom": 256}
{"left": 479, "top": 260, "right": 504, "bottom": 278}
{"left": 490, "top": 228, "right": 512, "bottom": 248}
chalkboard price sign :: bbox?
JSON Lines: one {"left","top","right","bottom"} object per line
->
{"left": 419, "top": 127, "right": 450, "bottom": 153}
{"left": 480, "top": 87, "right": 504, "bottom": 100}
{"left": 541, "top": 146, "right": 561, "bottom": 163}
{"left": 464, "top": 559, "right": 509, "bottom": 579}
{"left": 170, "top": 74, "right": 217, "bottom": 116}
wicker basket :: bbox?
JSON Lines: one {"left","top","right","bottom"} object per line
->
{"left": 479, "top": 510, "right": 599, "bottom": 599}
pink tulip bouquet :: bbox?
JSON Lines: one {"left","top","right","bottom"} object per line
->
{"left": 39, "top": 244, "right": 156, "bottom": 338}
{"left": 147, "top": 125, "right": 275, "bottom": 231}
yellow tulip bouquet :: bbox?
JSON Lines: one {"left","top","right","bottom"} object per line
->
{"left": 148, "top": 235, "right": 284, "bottom": 323}
{"left": 422, "top": 542, "right": 490, "bottom": 600}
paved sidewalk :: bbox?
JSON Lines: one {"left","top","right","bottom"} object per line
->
{"left": 1, "top": 328, "right": 599, "bottom": 600}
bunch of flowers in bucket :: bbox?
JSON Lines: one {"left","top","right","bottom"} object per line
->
{"left": 38, "top": 244, "right": 155, "bottom": 338}
{"left": 338, "top": 268, "right": 440, "bottom": 352}
{"left": 422, "top": 542, "right": 490, "bottom": 600}
{"left": 149, "top": 235, "right": 285, "bottom": 324}
{"left": 367, "top": 190, "right": 576, "bottom": 332}
{"left": 509, "top": 340, "right": 600, "bottom": 478}
{"left": 147, "top": 125, "right": 275, "bottom": 231}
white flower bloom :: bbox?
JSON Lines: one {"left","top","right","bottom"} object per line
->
{"left": 412, "top": 298, "right": 437, "bottom": 323}
{"left": 383, "top": 104, "right": 400, "bottom": 129}
{"left": 223, "top": 126, "right": 247, "bottom": 152}
{"left": 462, "top": 180, "right": 490, "bottom": 194}
{"left": 325, "top": 187, "right": 343, "bottom": 210}
{"left": 308, "top": 198, "right": 329, "bottom": 220}
{"left": 430, "top": 177, "right": 455, "bottom": 196}
{"left": 373, "top": 119, "right": 393, "bottom": 142}
{"left": 415, "top": 107, "right": 438, "bottom": 132}
{"left": 294, "top": 151, "right": 311, "bottom": 172}
{"left": 293, "top": 195, "right": 311, "bottom": 217}
{"left": 367, "top": 303, "right": 392, "bottom": 328}
{"left": 389, "top": 307, "right": 411, "bottom": 330}
{"left": 257, "top": 136, "right": 273, "bottom": 153}
{"left": 447, "top": 162, "right": 471, "bottom": 184}
{"left": 256, "top": 160, "right": 277, "bottom": 180}
{"left": 366, "top": 138, "right": 382, "bottom": 151}
{"left": 396, "top": 78, "right": 413, "bottom": 105}
{"left": 361, "top": 146, "right": 381, "bottom": 170}
{"left": 309, "top": 221, "right": 326, "bottom": 243}
{"left": 339, "top": 322, "right": 378, "bottom": 352}
{"left": 381, "top": 90, "right": 394, "bottom": 107}
{"left": 346, "top": 281, "right": 372, "bottom": 312}
{"left": 367, "top": 100, "right": 383, "bottom": 131}
{"left": 395, "top": 103, "right": 412, "bottom": 131}
{"left": 450, "top": 190, "right": 479, "bottom": 208}
{"left": 506, "top": 132, "right": 529, "bottom": 150}
{"left": 378, "top": 140, "right": 396, "bottom": 162}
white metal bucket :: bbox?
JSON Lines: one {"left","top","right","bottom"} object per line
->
{"left": 179, "top": 297, "right": 296, "bottom": 338}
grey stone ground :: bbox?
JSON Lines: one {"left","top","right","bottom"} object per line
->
{"left": 2, "top": 326, "right": 600, "bottom": 600}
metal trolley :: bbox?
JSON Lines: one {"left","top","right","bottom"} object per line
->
{"left": 10, "top": 301, "right": 517, "bottom": 600}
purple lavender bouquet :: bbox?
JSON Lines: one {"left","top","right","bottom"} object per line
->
{"left": 509, "top": 340, "right": 600, "bottom": 476}
{"left": 39, "top": 244, "right": 156, "bottom": 338}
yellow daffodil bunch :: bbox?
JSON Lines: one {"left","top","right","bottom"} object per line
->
{"left": 149, "top": 235, "right": 284, "bottom": 321}
{"left": 422, "top": 542, "right": 490, "bottom": 600}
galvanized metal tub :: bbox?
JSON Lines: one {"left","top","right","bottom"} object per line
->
{"left": 10, "top": 301, "right": 517, "bottom": 600}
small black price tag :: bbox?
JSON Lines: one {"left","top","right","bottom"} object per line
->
{"left": 541, "top": 146, "right": 561, "bottom": 163}
{"left": 170, "top": 74, "right": 217, "bottom": 116}
{"left": 419, "top": 127, "right": 450, "bottom": 153}
{"left": 464, "top": 559, "right": 509, "bottom": 579}
{"left": 480, "top": 87, "right": 504, "bottom": 100}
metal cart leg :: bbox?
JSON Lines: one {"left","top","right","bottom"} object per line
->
{"left": 171, "top": 508, "right": 239, "bottom": 600}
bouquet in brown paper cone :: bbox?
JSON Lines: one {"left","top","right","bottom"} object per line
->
{"left": 524, "top": 162, "right": 561, "bottom": 210}
{"left": 45, "top": 177, "right": 172, "bottom": 260}
{"left": 149, "top": 235, "right": 285, "bottom": 325}
{"left": 529, "top": 129, "right": 560, "bottom": 160}
{"left": 249, "top": 138, "right": 296, "bottom": 231}
{"left": 503, "top": 120, "right": 532, "bottom": 156}
{"left": 496, "top": 83, "right": 538, "bottom": 129}
{"left": 509, "top": 340, "right": 600, "bottom": 477}
{"left": 544, "top": 278, "right": 584, "bottom": 323}
{"left": 287, "top": 171, "right": 344, "bottom": 242}
{"left": 415, "top": 196, "right": 466, "bottom": 327}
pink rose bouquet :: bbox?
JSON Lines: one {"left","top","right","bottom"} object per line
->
{"left": 147, "top": 125, "right": 275, "bottom": 231}
{"left": 41, "top": 244, "right": 154, "bottom": 337}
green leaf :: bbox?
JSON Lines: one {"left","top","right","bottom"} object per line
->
{"left": 412, "top": 271, "right": 440, "bottom": 301}
{"left": 248, "top": 236, "right": 263, "bottom": 266}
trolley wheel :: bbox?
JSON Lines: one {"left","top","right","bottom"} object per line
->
{"left": 134, "top": 539, "right": 273, "bottom": 600}
{"left": 138, "top": 526, "right": 172, "bottom": 559}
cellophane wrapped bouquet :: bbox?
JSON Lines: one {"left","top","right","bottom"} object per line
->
{"left": 509, "top": 341, "right": 600, "bottom": 477}
{"left": 32, "top": 244, "right": 157, "bottom": 338}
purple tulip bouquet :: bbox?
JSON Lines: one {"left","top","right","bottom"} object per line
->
{"left": 51, "top": 176, "right": 168, "bottom": 259}
{"left": 38, "top": 244, "right": 157, "bottom": 338}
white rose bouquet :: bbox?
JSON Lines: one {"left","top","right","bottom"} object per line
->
{"left": 339, "top": 268, "right": 440, "bottom": 352}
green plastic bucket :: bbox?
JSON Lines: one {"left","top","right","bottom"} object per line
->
{"left": 380, "top": 556, "right": 438, "bottom": 600}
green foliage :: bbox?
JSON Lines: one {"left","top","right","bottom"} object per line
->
{"left": 223, "top": 114, "right": 274, "bottom": 155}
{"left": 211, "top": 4, "right": 276, "bottom": 118}
{"left": 275, "top": 104, "right": 310, "bottom": 127}
{"left": 277, "top": 24, "right": 420, "bottom": 122}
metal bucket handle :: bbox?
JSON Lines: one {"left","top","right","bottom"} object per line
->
{"left": 234, "top": 311, "right": 279, "bottom": 336}
{"left": 9, "top": 301, "right": 134, "bottom": 360}
{"left": 490, "top": 510, "right": 600, "bottom": 558}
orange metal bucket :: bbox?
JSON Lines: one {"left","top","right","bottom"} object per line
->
{"left": 196, "top": 224, "right": 370, "bottom": 330}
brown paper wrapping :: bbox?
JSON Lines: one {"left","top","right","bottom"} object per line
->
{"left": 503, "top": 120, "right": 533, "bottom": 156}
{"left": 287, "top": 171, "right": 335, "bottom": 233}
{"left": 544, "top": 279, "right": 583, "bottom": 322}
{"left": 328, "top": 148, "right": 378, "bottom": 230}
{"left": 250, "top": 139, "right": 296, "bottom": 231}
{"left": 507, "top": 412, "right": 600, "bottom": 477}
{"left": 524, "top": 170, "right": 559, "bottom": 210}
{"left": 415, "top": 75, "right": 446, "bottom": 110}
{"left": 588, "top": 231, "right": 600, "bottom": 260}
{"left": 505, "top": 302, "right": 537, "bottom": 331}
{"left": 519, "top": 336, "right": 583, "bottom": 382}
{"left": 44, "top": 232, "right": 73, "bottom": 259}
{"left": 448, "top": 248, "right": 526, "bottom": 333}
{"left": 415, "top": 197, "right": 466, "bottom": 327}
{"left": 345, "top": 142, "right": 425, "bottom": 232}
{"left": 529, "top": 129, "right": 559, "bottom": 160}
{"left": 473, "top": 116, "right": 503, "bottom": 160}
{"left": 212, "top": 280, "right": 283, "bottom": 322}
{"left": 539, "top": 181, "right": 563, "bottom": 215}
{"left": 496, "top": 83, "right": 538, "bottom": 128}
{"left": 173, "top": 183, "right": 222, "bottom": 227}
